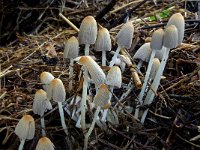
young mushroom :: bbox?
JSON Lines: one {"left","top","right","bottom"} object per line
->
{"left": 149, "top": 58, "right": 161, "bottom": 83}
{"left": 141, "top": 25, "right": 180, "bottom": 124}
{"left": 135, "top": 29, "right": 164, "bottom": 119}
{"left": 64, "top": 36, "right": 79, "bottom": 91}
{"left": 33, "top": 89, "right": 52, "bottom": 136}
{"left": 40, "top": 71, "right": 55, "bottom": 92}
{"left": 84, "top": 84, "right": 111, "bottom": 150}
{"left": 95, "top": 25, "right": 111, "bottom": 66}
{"left": 15, "top": 115, "right": 35, "bottom": 150}
{"left": 78, "top": 16, "right": 97, "bottom": 56}
{"left": 75, "top": 56, "right": 106, "bottom": 131}
{"left": 109, "top": 22, "right": 134, "bottom": 67}
{"left": 101, "top": 66, "right": 122, "bottom": 122}
{"left": 133, "top": 43, "right": 152, "bottom": 70}
{"left": 35, "top": 137, "right": 54, "bottom": 150}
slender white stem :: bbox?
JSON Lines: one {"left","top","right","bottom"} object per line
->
{"left": 134, "top": 50, "right": 156, "bottom": 119}
{"left": 102, "top": 50, "right": 106, "bottom": 66}
{"left": 141, "top": 48, "right": 169, "bottom": 124}
{"left": 109, "top": 46, "right": 121, "bottom": 67}
{"left": 40, "top": 116, "right": 46, "bottom": 136}
{"left": 69, "top": 59, "right": 74, "bottom": 91}
{"left": 81, "top": 70, "right": 88, "bottom": 131}
{"left": 18, "top": 139, "right": 25, "bottom": 150}
{"left": 101, "top": 87, "right": 113, "bottom": 121}
{"left": 84, "top": 106, "right": 101, "bottom": 150}
{"left": 58, "top": 102, "right": 69, "bottom": 135}
{"left": 84, "top": 44, "right": 90, "bottom": 56}
{"left": 137, "top": 60, "right": 143, "bottom": 70}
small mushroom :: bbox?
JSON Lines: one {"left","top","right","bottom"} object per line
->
{"left": 109, "top": 22, "right": 134, "bottom": 67}
{"left": 15, "top": 115, "right": 35, "bottom": 150}
{"left": 64, "top": 36, "right": 79, "bottom": 91}
{"left": 35, "top": 137, "right": 54, "bottom": 150}
{"left": 40, "top": 72, "right": 54, "bottom": 92}
{"left": 33, "top": 89, "right": 52, "bottom": 136}
{"left": 95, "top": 26, "right": 111, "bottom": 66}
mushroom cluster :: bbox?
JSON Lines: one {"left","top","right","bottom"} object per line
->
{"left": 14, "top": 13, "right": 185, "bottom": 150}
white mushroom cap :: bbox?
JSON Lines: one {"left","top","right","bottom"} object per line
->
{"left": 93, "top": 84, "right": 111, "bottom": 109}
{"left": 167, "top": 13, "right": 185, "bottom": 44}
{"left": 150, "top": 28, "right": 164, "bottom": 50}
{"left": 40, "top": 72, "right": 55, "bottom": 92}
{"left": 47, "top": 78, "right": 66, "bottom": 102}
{"left": 35, "top": 137, "right": 54, "bottom": 150}
{"left": 78, "top": 16, "right": 97, "bottom": 45}
{"left": 95, "top": 26, "right": 111, "bottom": 51}
{"left": 116, "top": 22, "right": 134, "bottom": 49}
{"left": 15, "top": 115, "right": 35, "bottom": 140}
{"left": 149, "top": 58, "right": 160, "bottom": 80}
{"left": 133, "top": 43, "right": 152, "bottom": 62}
{"left": 33, "top": 89, "right": 52, "bottom": 116}
{"left": 78, "top": 56, "right": 106, "bottom": 87}
{"left": 106, "top": 66, "right": 122, "bottom": 88}
{"left": 163, "top": 25, "right": 178, "bottom": 49}
{"left": 64, "top": 36, "right": 79, "bottom": 59}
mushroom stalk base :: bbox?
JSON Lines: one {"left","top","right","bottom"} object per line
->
{"left": 40, "top": 116, "right": 46, "bottom": 136}
{"left": 18, "top": 139, "right": 25, "bottom": 150}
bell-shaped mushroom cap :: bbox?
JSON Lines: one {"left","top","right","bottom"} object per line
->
{"left": 149, "top": 58, "right": 160, "bottom": 80}
{"left": 33, "top": 89, "right": 52, "bottom": 116}
{"left": 133, "top": 43, "right": 152, "bottom": 62}
{"left": 95, "top": 26, "right": 111, "bottom": 51}
{"left": 163, "top": 25, "right": 178, "bottom": 49}
{"left": 40, "top": 72, "right": 55, "bottom": 92}
{"left": 78, "top": 16, "right": 97, "bottom": 45}
{"left": 77, "top": 56, "right": 106, "bottom": 87}
{"left": 116, "top": 22, "right": 134, "bottom": 49}
{"left": 93, "top": 84, "right": 111, "bottom": 109}
{"left": 155, "top": 46, "right": 165, "bottom": 60}
{"left": 64, "top": 36, "right": 79, "bottom": 59}
{"left": 35, "top": 137, "right": 55, "bottom": 150}
{"left": 15, "top": 115, "right": 35, "bottom": 140}
{"left": 150, "top": 28, "right": 164, "bottom": 50}
{"left": 47, "top": 78, "right": 66, "bottom": 102}
{"left": 167, "top": 13, "right": 185, "bottom": 44}
{"left": 106, "top": 66, "right": 122, "bottom": 88}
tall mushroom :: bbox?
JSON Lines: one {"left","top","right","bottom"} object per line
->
{"left": 78, "top": 16, "right": 97, "bottom": 56}
{"left": 95, "top": 25, "right": 111, "bottom": 66}
{"left": 141, "top": 25, "right": 179, "bottom": 124}
{"left": 33, "top": 89, "right": 52, "bottom": 136}
{"left": 64, "top": 36, "right": 79, "bottom": 91}
{"left": 35, "top": 137, "right": 54, "bottom": 150}
{"left": 75, "top": 56, "right": 106, "bottom": 131}
{"left": 40, "top": 71, "right": 54, "bottom": 92}
{"left": 84, "top": 84, "right": 111, "bottom": 150}
{"left": 135, "top": 29, "right": 164, "bottom": 119}
{"left": 15, "top": 115, "right": 35, "bottom": 150}
{"left": 109, "top": 22, "right": 134, "bottom": 67}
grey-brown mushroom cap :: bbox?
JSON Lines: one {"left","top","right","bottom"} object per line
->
{"left": 49, "top": 78, "right": 66, "bottom": 102}
{"left": 133, "top": 43, "right": 152, "bottom": 62}
{"left": 95, "top": 27, "right": 111, "bottom": 51}
{"left": 106, "top": 66, "right": 122, "bottom": 88}
{"left": 167, "top": 13, "right": 185, "bottom": 44}
{"left": 116, "top": 22, "right": 134, "bottom": 49}
{"left": 64, "top": 36, "right": 79, "bottom": 59}
{"left": 78, "top": 16, "right": 97, "bottom": 45}
{"left": 14, "top": 115, "right": 35, "bottom": 140}
{"left": 33, "top": 89, "right": 52, "bottom": 116}
{"left": 163, "top": 25, "right": 178, "bottom": 49}
{"left": 150, "top": 28, "right": 164, "bottom": 50}
{"left": 40, "top": 72, "right": 55, "bottom": 92}
{"left": 35, "top": 137, "right": 55, "bottom": 150}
